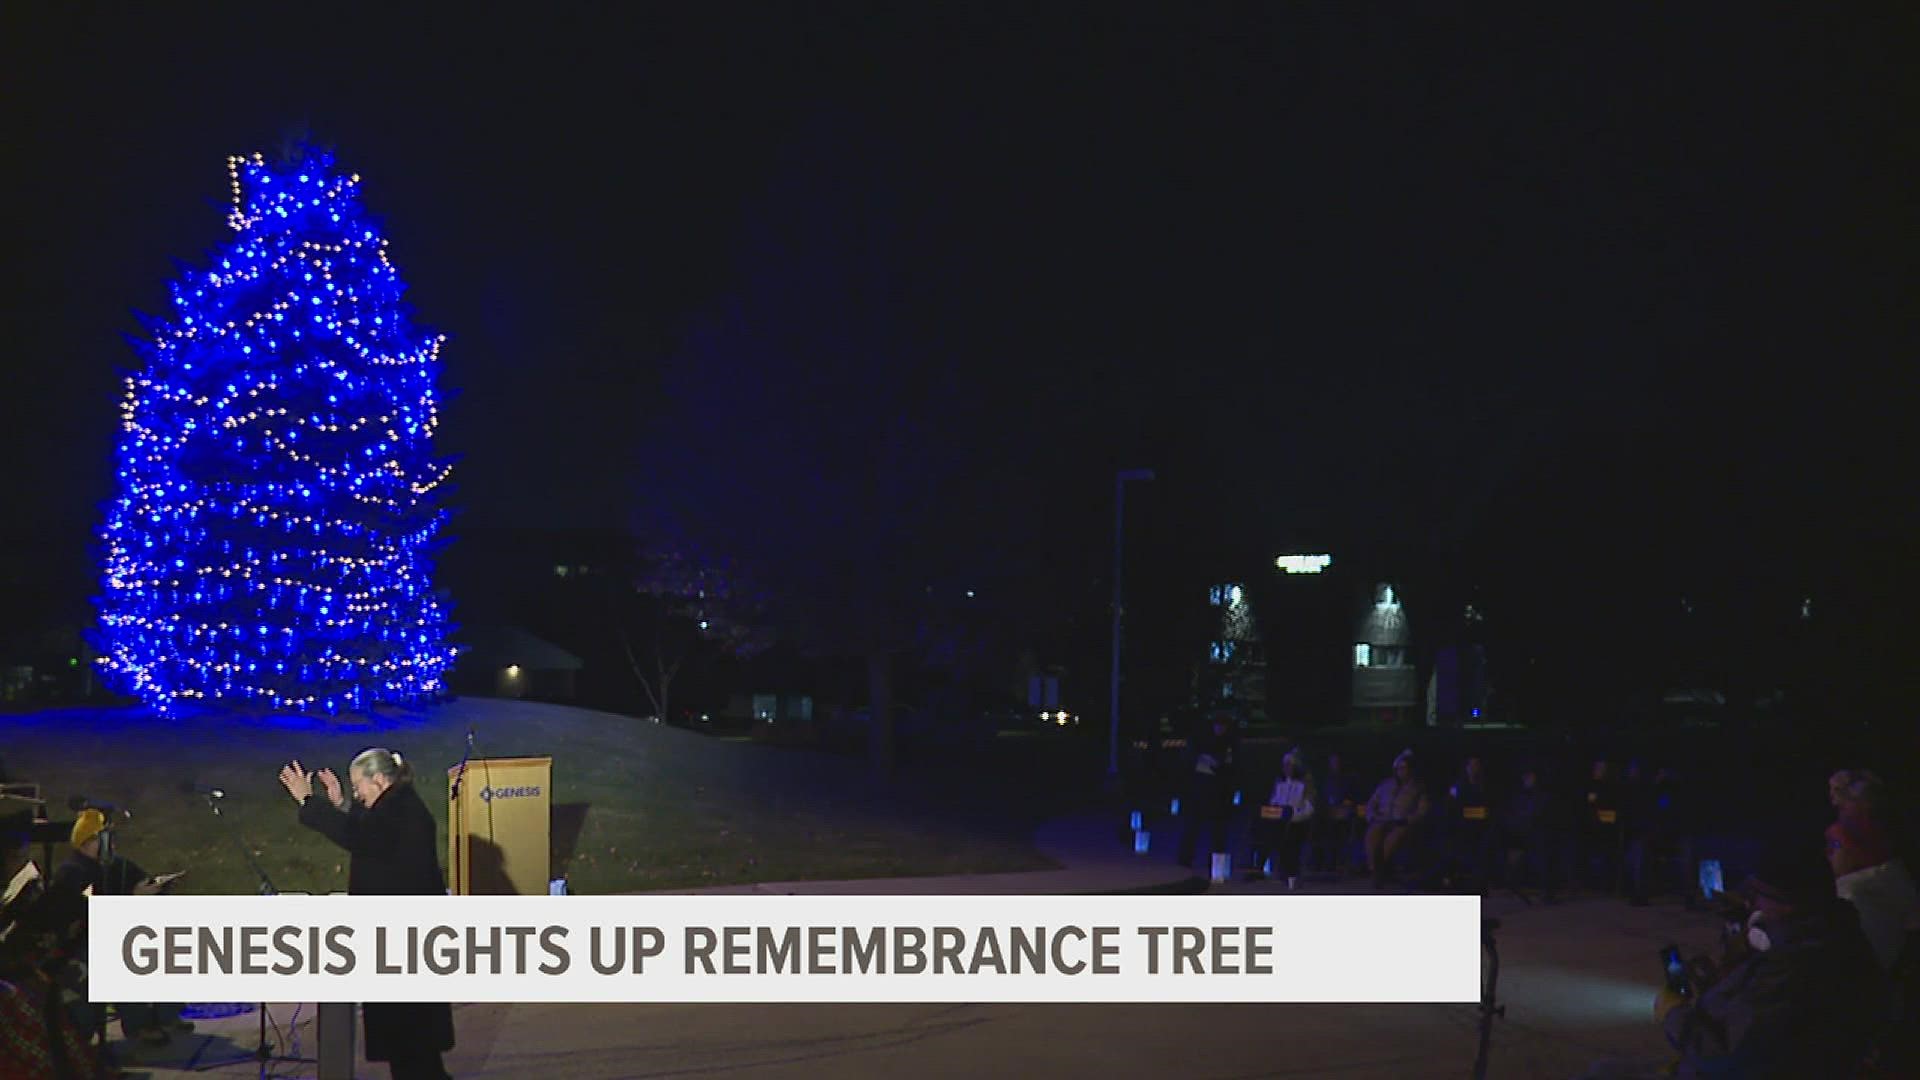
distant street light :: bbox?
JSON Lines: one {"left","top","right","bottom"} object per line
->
{"left": 1275, "top": 554, "right": 1333, "bottom": 575}
{"left": 1110, "top": 469, "right": 1155, "bottom": 784}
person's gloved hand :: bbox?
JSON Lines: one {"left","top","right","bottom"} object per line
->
{"left": 1653, "top": 988, "right": 1687, "bottom": 1025}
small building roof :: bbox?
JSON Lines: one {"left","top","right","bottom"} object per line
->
{"left": 456, "top": 625, "right": 584, "bottom": 671}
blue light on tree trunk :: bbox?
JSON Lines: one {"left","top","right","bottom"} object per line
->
{"left": 94, "top": 148, "right": 455, "bottom": 714}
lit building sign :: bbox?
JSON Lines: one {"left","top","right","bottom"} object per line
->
{"left": 1274, "top": 554, "right": 1333, "bottom": 575}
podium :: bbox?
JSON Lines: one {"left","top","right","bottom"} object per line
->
{"left": 448, "top": 757, "right": 552, "bottom": 895}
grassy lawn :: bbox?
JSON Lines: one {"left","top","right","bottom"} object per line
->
{"left": 0, "top": 698, "right": 1057, "bottom": 895}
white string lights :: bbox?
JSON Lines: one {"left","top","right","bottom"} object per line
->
{"left": 97, "top": 149, "right": 456, "bottom": 715}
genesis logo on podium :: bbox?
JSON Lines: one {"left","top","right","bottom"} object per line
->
{"left": 478, "top": 785, "right": 541, "bottom": 804}
{"left": 451, "top": 756, "right": 552, "bottom": 895}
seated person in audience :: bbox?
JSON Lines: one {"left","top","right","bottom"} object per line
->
{"left": 1826, "top": 818, "right": 1920, "bottom": 972}
{"left": 1364, "top": 750, "right": 1429, "bottom": 888}
{"left": 1501, "top": 764, "right": 1560, "bottom": 900}
{"left": 1443, "top": 755, "right": 1494, "bottom": 889}
{"left": 0, "top": 810, "right": 103, "bottom": 1079}
{"left": 1314, "top": 753, "right": 1357, "bottom": 872}
{"left": 1252, "top": 750, "right": 1315, "bottom": 889}
{"left": 1579, "top": 757, "right": 1623, "bottom": 891}
{"left": 52, "top": 809, "right": 189, "bottom": 1047}
{"left": 1652, "top": 833, "right": 1890, "bottom": 1078}
{"left": 1625, "top": 765, "right": 1696, "bottom": 907}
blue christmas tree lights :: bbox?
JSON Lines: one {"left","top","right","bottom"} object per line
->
{"left": 96, "top": 149, "right": 455, "bottom": 715}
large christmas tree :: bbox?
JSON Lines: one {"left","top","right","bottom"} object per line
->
{"left": 96, "top": 149, "right": 454, "bottom": 714}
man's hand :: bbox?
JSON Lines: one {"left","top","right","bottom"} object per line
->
{"left": 1654, "top": 988, "right": 1687, "bottom": 1025}
{"left": 316, "top": 769, "right": 346, "bottom": 810}
{"left": 278, "top": 761, "right": 314, "bottom": 804}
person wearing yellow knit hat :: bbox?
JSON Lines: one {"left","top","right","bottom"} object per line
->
{"left": 68, "top": 808, "right": 108, "bottom": 853}
{"left": 51, "top": 805, "right": 191, "bottom": 1047}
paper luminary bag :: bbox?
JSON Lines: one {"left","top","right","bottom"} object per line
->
{"left": 1698, "top": 860, "right": 1724, "bottom": 898}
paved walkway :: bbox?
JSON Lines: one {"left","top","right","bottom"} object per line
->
{"left": 110, "top": 814, "right": 1706, "bottom": 1079}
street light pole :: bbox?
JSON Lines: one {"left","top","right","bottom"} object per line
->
{"left": 1109, "top": 468, "right": 1154, "bottom": 786}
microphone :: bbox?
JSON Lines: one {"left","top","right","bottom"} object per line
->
{"left": 452, "top": 728, "right": 476, "bottom": 797}
{"left": 179, "top": 782, "right": 227, "bottom": 799}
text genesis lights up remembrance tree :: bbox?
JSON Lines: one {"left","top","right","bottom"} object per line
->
{"left": 97, "top": 149, "right": 455, "bottom": 715}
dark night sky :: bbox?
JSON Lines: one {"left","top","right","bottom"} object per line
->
{"left": 4, "top": 3, "right": 1916, "bottom": 618}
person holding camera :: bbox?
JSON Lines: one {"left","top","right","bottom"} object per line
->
{"left": 1652, "top": 834, "right": 1890, "bottom": 1078}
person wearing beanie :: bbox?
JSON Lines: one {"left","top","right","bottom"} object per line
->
{"left": 1826, "top": 819, "right": 1919, "bottom": 971}
{"left": 1651, "top": 832, "right": 1889, "bottom": 1078}
{"left": 50, "top": 807, "right": 190, "bottom": 1049}
{"left": 283, "top": 748, "right": 455, "bottom": 1080}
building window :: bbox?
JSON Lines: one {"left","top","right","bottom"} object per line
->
{"left": 1375, "top": 646, "right": 1406, "bottom": 667}
{"left": 1221, "top": 681, "right": 1234, "bottom": 699}
{"left": 1210, "top": 641, "right": 1236, "bottom": 663}
{"left": 1209, "top": 583, "right": 1245, "bottom": 607}
{"left": 1354, "top": 643, "right": 1371, "bottom": 668}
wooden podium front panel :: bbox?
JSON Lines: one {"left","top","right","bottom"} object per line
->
{"left": 448, "top": 756, "right": 551, "bottom": 895}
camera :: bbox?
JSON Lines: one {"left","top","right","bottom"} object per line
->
{"left": 1660, "top": 944, "right": 1689, "bottom": 996}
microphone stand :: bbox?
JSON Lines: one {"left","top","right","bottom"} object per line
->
{"left": 206, "top": 793, "right": 277, "bottom": 898}
{"left": 1473, "top": 917, "right": 1505, "bottom": 1080}
{"left": 451, "top": 728, "right": 474, "bottom": 895}
{"left": 189, "top": 791, "right": 314, "bottom": 1079}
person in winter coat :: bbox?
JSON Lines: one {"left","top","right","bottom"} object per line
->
{"left": 1624, "top": 766, "right": 1696, "bottom": 907}
{"left": 1177, "top": 711, "right": 1239, "bottom": 872}
{"left": 1652, "top": 833, "right": 1890, "bottom": 1079}
{"left": 1441, "top": 755, "right": 1494, "bottom": 890}
{"left": 1312, "top": 753, "right": 1357, "bottom": 873}
{"left": 1252, "top": 750, "right": 1315, "bottom": 889}
{"left": 50, "top": 810, "right": 188, "bottom": 1048}
{"left": 1826, "top": 818, "right": 1920, "bottom": 972}
{"left": 282, "top": 749, "right": 456, "bottom": 1080}
{"left": 1364, "top": 750, "right": 1429, "bottom": 887}
{"left": 0, "top": 810, "right": 107, "bottom": 1080}
{"left": 1579, "top": 757, "right": 1624, "bottom": 892}
{"left": 1501, "top": 762, "right": 1560, "bottom": 900}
